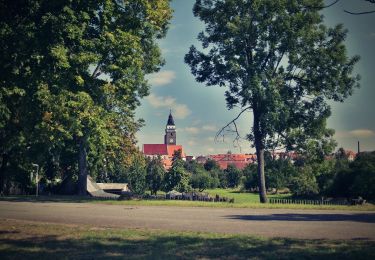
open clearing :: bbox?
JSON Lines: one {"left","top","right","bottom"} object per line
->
{"left": 1, "top": 201, "right": 375, "bottom": 240}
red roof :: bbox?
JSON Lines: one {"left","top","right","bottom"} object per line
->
{"left": 143, "top": 144, "right": 185, "bottom": 157}
{"left": 143, "top": 144, "right": 168, "bottom": 155}
{"left": 217, "top": 161, "right": 249, "bottom": 170}
{"left": 167, "top": 145, "right": 185, "bottom": 157}
{"left": 207, "top": 153, "right": 256, "bottom": 170}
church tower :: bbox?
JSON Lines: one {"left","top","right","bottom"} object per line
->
{"left": 164, "top": 111, "right": 176, "bottom": 145}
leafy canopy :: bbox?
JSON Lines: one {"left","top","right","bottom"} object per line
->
{"left": 0, "top": 0, "right": 172, "bottom": 192}
{"left": 185, "top": 0, "right": 359, "bottom": 152}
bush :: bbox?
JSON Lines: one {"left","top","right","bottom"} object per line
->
{"left": 190, "top": 170, "right": 211, "bottom": 192}
{"left": 225, "top": 164, "right": 242, "bottom": 188}
{"left": 289, "top": 166, "right": 319, "bottom": 198}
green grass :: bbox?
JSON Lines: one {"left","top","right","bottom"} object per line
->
{"left": 93, "top": 189, "right": 375, "bottom": 211}
{"left": 0, "top": 219, "right": 374, "bottom": 259}
{"left": 92, "top": 198, "right": 375, "bottom": 211}
{"left": 2, "top": 191, "right": 375, "bottom": 211}
{"left": 206, "top": 188, "right": 292, "bottom": 203}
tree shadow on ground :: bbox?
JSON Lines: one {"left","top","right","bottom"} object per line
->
{"left": 0, "top": 232, "right": 374, "bottom": 260}
{"left": 226, "top": 213, "right": 375, "bottom": 223}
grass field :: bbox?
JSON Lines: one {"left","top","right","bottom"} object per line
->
{"left": 0, "top": 219, "right": 374, "bottom": 259}
{"left": 2, "top": 189, "right": 375, "bottom": 211}
{"left": 92, "top": 189, "right": 375, "bottom": 211}
{"left": 206, "top": 188, "right": 291, "bottom": 203}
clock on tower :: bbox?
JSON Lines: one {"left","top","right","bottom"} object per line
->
{"left": 164, "top": 111, "right": 176, "bottom": 145}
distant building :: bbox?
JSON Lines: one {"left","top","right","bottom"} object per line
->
{"left": 195, "top": 155, "right": 207, "bottom": 164}
{"left": 345, "top": 150, "right": 357, "bottom": 161}
{"left": 185, "top": 155, "right": 195, "bottom": 162}
{"left": 208, "top": 153, "right": 256, "bottom": 170}
{"left": 143, "top": 111, "right": 185, "bottom": 169}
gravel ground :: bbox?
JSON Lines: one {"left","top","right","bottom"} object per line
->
{"left": 0, "top": 201, "right": 374, "bottom": 240}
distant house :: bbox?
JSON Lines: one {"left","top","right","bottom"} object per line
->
{"left": 345, "top": 150, "right": 357, "bottom": 161}
{"left": 208, "top": 153, "right": 256, "bottom": 170}
{"left": 195, "top": 155, "right": 207, "bottom": 164}
{"left": 143, "top": 112, "right": 186, "bottom": 169}
{"left": 185, "top": 155, "right": 195, "bottom": 162}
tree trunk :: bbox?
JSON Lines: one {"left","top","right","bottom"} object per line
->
{"left": 77, "top": 137, "right": 88, "bottom": 196}
{"left": 253, "top": 112, "right": 268, "bottom": 203}
{"left": 0, "top": 153, "right": 8, "bottom": 195}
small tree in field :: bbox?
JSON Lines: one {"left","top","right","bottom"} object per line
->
{"left": 225, "top": 164, "right": 242, "bottom": 188}
{"left": 163, "top": 149, "right": 191, "bottom": 192}
{"left": 146, "top": 157, "right": 165, "bottom": 195}
{"left": 185, "top": 0, "right": 359, "bottom": 203}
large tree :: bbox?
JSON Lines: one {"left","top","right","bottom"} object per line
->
{"left": 0, "top": 0, "right": 172, "bottom": 195}
{"left": 185, "top": 0, "right": 359, "bottom": 203}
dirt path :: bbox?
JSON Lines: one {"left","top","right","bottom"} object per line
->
{"left": 1, "top": 201, "right": 374, "bottom": 240}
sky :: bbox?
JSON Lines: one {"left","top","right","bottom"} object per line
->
{"left": 136, "top": 0, "right": 375, "bottom": 156}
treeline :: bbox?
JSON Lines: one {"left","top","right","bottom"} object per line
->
{"left": 242, "top": 149, "right": 375, "bottom": 200}
{"left": 119, "top": 148, "right": 375, "bottom": 201}
{"left": 0, "top": 1, "right": 172, "bottom": 195}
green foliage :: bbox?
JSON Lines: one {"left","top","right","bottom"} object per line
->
{"left": 203, "top": 159, "right": 220, "bottom": 171}
{"left": 289, "top": 166, "right": 320, "bottom": 198}
{"left": 163, "top": 165, "right": 191, "bottom": 193}
{"left": 225, "top": 164, "right": 242, "bottom": 188}
{"left": 127, "top": 155, "right": 147, "bottom": 195}
{"left": 190, "top": 169, "right": 212, "bottom": 192}
{"left": 185, "top": 0, "right": 360, "bottom": 203}
{"left": 163, "top": 149, "right": 192, "bottom": 192}
{"left": 350, "top": 152, "right": 375, "bottom": 200}
{"left": 265, "top": 155, "right": 297, "bottom": 191}
{"left": 0, "top": 0, "right": 172, "bottom": 194}
{"left": 242, "top": 164, "right": 258, "bottom": 190}
{"left": 146, "top": 157, "right": 165, "bottom": 195}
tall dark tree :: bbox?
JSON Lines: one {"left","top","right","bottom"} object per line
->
{"left": 185, "top": 0, "right": 359, "bottom": 202}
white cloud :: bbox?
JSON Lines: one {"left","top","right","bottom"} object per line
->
{"left": 207, "top": 137, "right": 215, "bottom": 142}
{"left": 202, "top": 125, "right": 217, "bottom": 131}
{"left": 180, "top": 126, "right": 217, "bottom": 135}
{"left": 349, "top": 129, "right": 375, "bottom": 138}
{"left": 147, "top": 70, "right": 176, "bottom": 86}
{"left": 336, "top": 129, "right": 375, "bottom": 138}
{"left": 146, "top": 94, "right": 191, "bottom": 119}
{"left": 147, "top": 94, "right": 175, "bottom": 107}
{"left": 174, "top": 104, "right": 191, "bottom": 119}
{"left": 183, "top": 127, "right": 200, "bottom": 134}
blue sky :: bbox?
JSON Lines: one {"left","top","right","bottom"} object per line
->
{"left": 136, "top": 0, "right": 375, "bottom": 156}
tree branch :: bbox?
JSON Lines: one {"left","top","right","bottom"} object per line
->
{"left": 305, "top": 0, "right": 340, "bottom": 10}
{"left": 273, "top": 50, "right": 285, "bottom": 76}
{"left": 91, "top": 63, "right": 102, "bottom": 78}
{"left": 215, "top": 106, "right": 252, "bottom": 144}
{"left": 344, "top": 9, "right": 375, "bottom": 15}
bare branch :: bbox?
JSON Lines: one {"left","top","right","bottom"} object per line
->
{"left": 273, "top": 50, "right": 285, "bottom": 76}
{"left": 215, "top": 106, "right": 252, "bottom": 144}
{"left": 344, "top": 9, "right": 375, "bottom": 15}
{"left": 324, "top": 0, "right": 341, "bottom": 8}
{"left": 305, "top": 0, "right": 340, "bottom": 9}
{"left": 91, "top": 63, "right": 102, "bottom": 78}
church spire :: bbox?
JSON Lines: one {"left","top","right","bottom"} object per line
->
{"left": 165, "top": 110, "right": 176, "bottom": 145}
{"left": 167, "top": 110, "right": 175, "bottom": 126}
